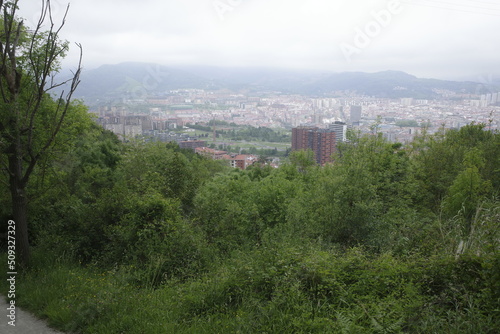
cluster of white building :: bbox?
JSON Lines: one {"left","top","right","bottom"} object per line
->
{"left": 91, "top": 88, "right": 499, "bottom": 143}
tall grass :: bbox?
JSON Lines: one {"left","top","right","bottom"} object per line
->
{"left": 2, "top": 243, "right": 499, "bottom": 333}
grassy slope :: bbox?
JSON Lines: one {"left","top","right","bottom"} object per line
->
{"left": 2, "top": 246, "right": 499, "bottom": 333}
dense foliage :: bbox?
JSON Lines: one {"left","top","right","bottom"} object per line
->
{"left": 1, "top": 123, "right": 499, "bottom": 333}
{"left": 188, "top": 123, "right": 291, "bottom": 143}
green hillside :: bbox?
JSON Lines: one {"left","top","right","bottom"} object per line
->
{"left": 2, "top": 123, "right": 499, "bottom": 333}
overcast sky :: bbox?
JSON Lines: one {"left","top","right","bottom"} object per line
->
{"left": 17, "top": 0, "right": 500, "bottom": 80}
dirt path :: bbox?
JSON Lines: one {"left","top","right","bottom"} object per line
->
{"left": 0, "top": 296, "right": 62, "bottom": 334}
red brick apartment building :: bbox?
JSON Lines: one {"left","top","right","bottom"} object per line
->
{"left": 292, "top": 126, "right": 336, "bottom": 165}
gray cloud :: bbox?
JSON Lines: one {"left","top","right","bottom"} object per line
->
{"left": 17, "top": 0, "right": 500, "bottom": 80}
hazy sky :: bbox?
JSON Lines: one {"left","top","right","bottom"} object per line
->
{"left": 18, "top": 0, "right": 500, "bottom": 80}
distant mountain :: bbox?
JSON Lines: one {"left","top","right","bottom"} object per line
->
{"left": 74, "top": 62, "right": 215, "bottom": 103}
{"left": 302, "top": 71, "right": 486, "bottom": 98}
{"left": 72, "top": 63, "right": 496, "bottom": 104}
{"left": 172, "top": 65, "right": 332, "bottom": 93}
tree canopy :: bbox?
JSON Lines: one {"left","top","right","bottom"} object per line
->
{"left": 0, "top": 0, "right": 84, "bottom": 264}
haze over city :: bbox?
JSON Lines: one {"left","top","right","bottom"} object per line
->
{"left": 18, "top": 0, "right": 500, "bottom": 81}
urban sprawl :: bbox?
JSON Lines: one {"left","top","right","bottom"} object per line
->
{"left": 93, "top": 88, "right": 500, "bottom": 168}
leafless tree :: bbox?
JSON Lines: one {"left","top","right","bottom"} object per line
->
{"left": 0, "top": 0, "right": 82, "bottom": 265}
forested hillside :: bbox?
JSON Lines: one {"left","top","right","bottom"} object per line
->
{"left": 1, "top": 122, "right": 499, "bottom": 333}
{"left": 1, "top": 1, "right": 499, "bottom": 332}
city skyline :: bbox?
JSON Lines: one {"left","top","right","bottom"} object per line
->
{"left": 17, "top": 0, "right": 500, "bottom": 81}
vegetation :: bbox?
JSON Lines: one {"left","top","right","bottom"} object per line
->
{"left": 228, "top": 126, "right": 291, "bottom": 143}
{"left": 186, "top": 123, "right": 291, "bottom": 156}
{"left": 395, "top": 120, "right": 419, "bottom": 127}
{"left": 1, "top": 120, "right": 499, "bottom": 333}
{"left": 211, "top": 144, "right": 290, "bottom": 158}
{"left": 188, "top": 123, "right": 291, "bottom": 143}
{"left": 0, "top": 0, "right": 83, "bottom": 265}
{"left": 1, "top": 2, "right": 500, "bottom": 333}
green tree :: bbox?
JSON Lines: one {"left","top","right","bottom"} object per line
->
{"left": 0, "top": 0, "right": 82, "bottom": 264}
{"left": 286, "top": 133, "right": 420, "bottom": 249}
{"left": 443, "top": 149, "right": 493, "bottom": 233}
{"left": 289, "top": 149, "right": 315, "bottom": 173}
{"left": 411, "top": 124, "right": 498, "bottom": 212}
{"left": 104, "top": 193, "right": 210, "bottom": 285}
{"left": 119, "top": 142, "right": 202, "bottom": 210}
{"left": 22, "top": 125, "right": 119, "bottom": 262}
{"left": 308, "top": 159, "right": 382, "bottom": 247}
{"left": 194, "top": 171, "right": 258, "bottom": 253}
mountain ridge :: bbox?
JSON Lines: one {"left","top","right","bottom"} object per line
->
{"left": 71, "top": 62, "right": 497, "bottom": 104}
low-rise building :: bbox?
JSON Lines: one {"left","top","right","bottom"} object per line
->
{"left": 179, "top": 140, "right": 207, "bottom": 150}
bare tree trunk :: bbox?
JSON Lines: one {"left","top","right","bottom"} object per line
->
{"left": 9, "top": 178, "right": 30, "bottom": 266}
{"left": 7, "top": 132, "right": 31, "bottom": 265}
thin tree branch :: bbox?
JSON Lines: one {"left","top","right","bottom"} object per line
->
{"left": 25, "top": 2, "right": 72, "bottom": 162}
{"left": 23, "top": 42, "right": 82, "bottom": 185}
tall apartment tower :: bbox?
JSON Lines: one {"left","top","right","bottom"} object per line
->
{"left": 292, "top": 126, "right": 336, "bottom": 165}
{"left": 350, "top": 105, "right": 362, "bottom": 125}
{"left": 329, "top": 121, "right": 347, "bottom": 142}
